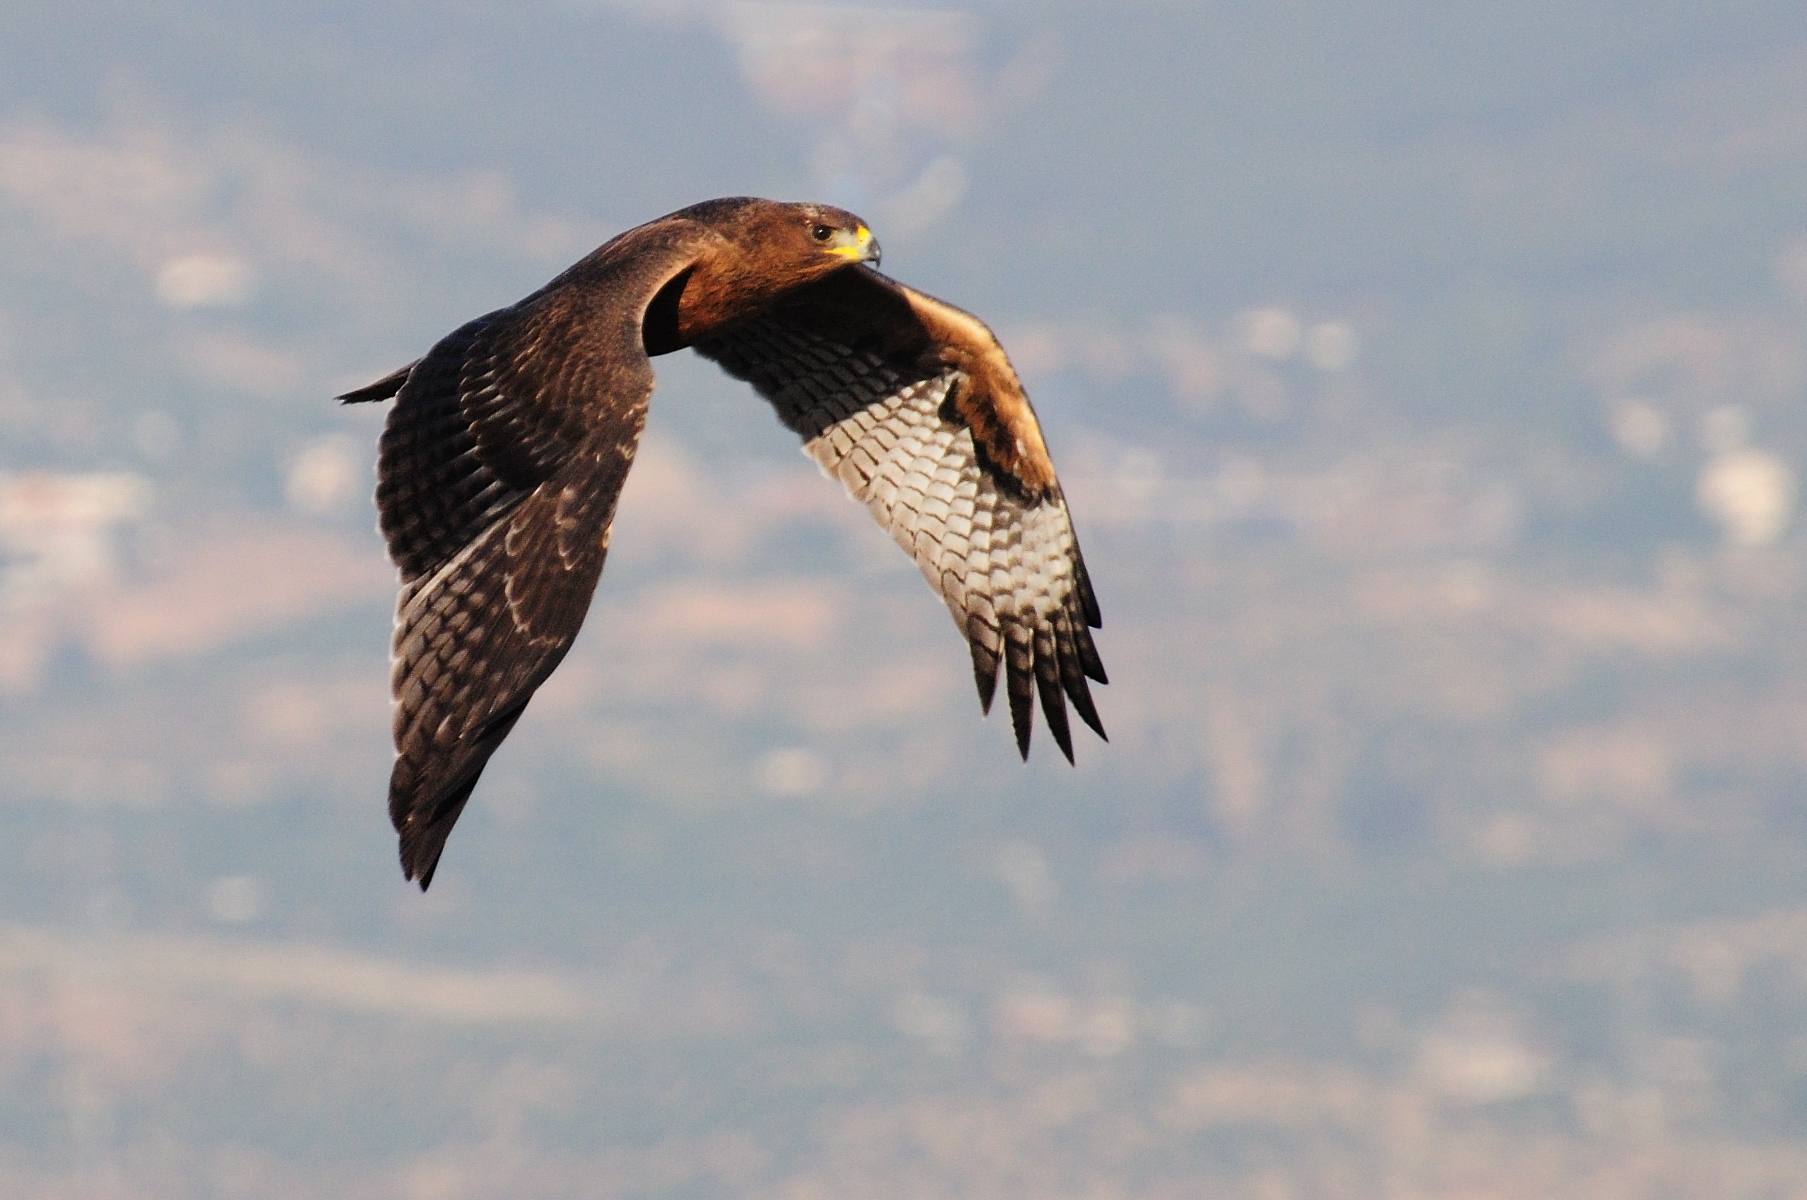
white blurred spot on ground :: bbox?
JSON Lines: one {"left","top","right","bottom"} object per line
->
{"left": 993, "top": 987, "right": 1073, "bottom": 1042}
{"left": 402, "top": 1161, "right": 466, "bottom": 1200}
{"left": 1304, "top": 321, "right": 1360, "bottom": 371}
{"left": 1416, "top": 1033, "right": 1546, "bottom": 1106}
{"left": 1144, "top": 1000, "right": 1208, "bottom": 1049}
{"left": 710, "top": 4, "right": 1049, "bottom": 234}
{"left": 665, "top": 0, "right": 1053, "bottom": 129}
{"left": 1238, "top": 307, "right": 1302, "bottom": 361}
{"left": 990, "top": 986, "right": 1147, "bottom": 1057}
{"left": 755, "top": 747, "right": 829, "bottom": 796}
{"left": 206, "top": 875, "right": 266, "bottom": 925}
{"left": 132, "top": 410, "right": 182, "bottom": 461}
{"left": 1076, "top": 997, "right": 1137, "bottom": 1058}
{"left": 286, "top": 435, "right": 362, "bottom": 515}
{"left": 0, "top": 470, "right": 150, "bottom": 608}
{"left": 719, "top": 5, "right": 984, "bottom": 136}
{"left": 891, "top": 991, "right": 969, "bottom": 1055}
{"left": 1009, "top": 309, "right": 1363, "bottom": 420}
{"left": 993, "top": 840, "right": 1056, "bottom": 917}
{"left": 155, "top": 253, "right": 255, "bottom": 308}
{"left": 1142, "top": 317, "right": 1226, "bottom": 409}
{"left": 875, "top": 155, "right": 968, "bottom": 237}
{"left": 1610, "top": 399, "right": 1670, "bottom": 459}
{"left": 1697, "top": 449, "right": 1794, "bottom": 547}
{"left": 1416, "top": 992, "right": 1553, "bottom": 1106}
{"left": 1700, "top": 404, "right": 1751, "bottom": 454}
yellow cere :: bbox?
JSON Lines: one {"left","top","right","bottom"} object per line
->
{"left": 827, "top": 225, "right": 872, "bottom": 260}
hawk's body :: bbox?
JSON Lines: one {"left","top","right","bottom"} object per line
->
{"left": 343, "top": 198, "right": 1105, "bottom": 888}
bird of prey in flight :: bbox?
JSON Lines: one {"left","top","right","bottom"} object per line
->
{"left": 341, "top": 197, "right": 1106, "bottom": 888}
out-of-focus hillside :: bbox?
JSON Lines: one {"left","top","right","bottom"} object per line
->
{"left": 5, "top": 2, "right": 1807, "bottom": 1196}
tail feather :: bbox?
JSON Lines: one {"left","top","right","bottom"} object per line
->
{"left": 338, "top": 361, "right": 419, "bottom": 404}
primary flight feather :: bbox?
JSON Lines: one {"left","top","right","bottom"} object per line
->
{"left": 341, "top": 197, "right": 1107, "bottom": 888}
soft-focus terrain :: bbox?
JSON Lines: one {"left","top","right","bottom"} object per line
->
{"left": 5, "top": 3, "right": 1807, "bottom": 1196}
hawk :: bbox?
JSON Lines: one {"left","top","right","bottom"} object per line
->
{"left": 341, "top": 198, "right": 1106, "bottom": 888}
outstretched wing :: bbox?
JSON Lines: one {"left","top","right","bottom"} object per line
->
{"left": 694, "top": 266, "right": 1106, "bottom": 761}
{"left": 346, "top": 291, "right": 657, "bottom": 888}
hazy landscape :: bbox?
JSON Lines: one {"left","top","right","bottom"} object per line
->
{"left": 5, "top": 2, "right": 1807, "bottom": 1196}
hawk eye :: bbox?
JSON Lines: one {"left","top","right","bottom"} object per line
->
{"left": 811, "top": 223, "right": 833, "bottom": 242}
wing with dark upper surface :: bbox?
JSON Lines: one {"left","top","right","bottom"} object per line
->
{"left": 349, "top": 292, "right": 658, "bottom": 888}
{"left": 694, "top": 266, "right": 1106, "bottom": 761}
{"left": 342, "top": 198, "right": 1105, "bottom": 890}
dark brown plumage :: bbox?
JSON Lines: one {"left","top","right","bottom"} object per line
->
{"left": 341, "top": 197, "right": 1106, "bottom": 888}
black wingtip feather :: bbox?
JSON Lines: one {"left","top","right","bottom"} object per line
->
{"left": 1062, "top": 652, "right": 1107, "bottom": 743}
{"left": 1051, "top": 609, "right": 1106, "bottom": 747}
{"left": 1004, "top": 633, "right": 1035, "bottom": 760}
{"left": 1033, "top": 631, "right": 1075, "bottom": 764}
{"left": 1076, "top": 630, "right": 1108, "bottom": 685}
{"left": 968, "top": 636, "right": 1001, "bottom": 716}
{"left": 1040, "top": 676, "right": 1075, "bottom": 764}
{"left": 1007, "top": 677, "right": 1033, "bottom": 760}
{"left": 1013, "top": 711, "right": 1032, "bottom": 760}
{"left": 1072, "top": 545, "right": 1103, "bottom": 629}
{"left": 1071, "top": 683, "right": 1107, "bottom": 742}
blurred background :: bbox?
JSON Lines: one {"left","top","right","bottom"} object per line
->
{"left": 4, "top": 1, "right": 1807, "bottom": 1195}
